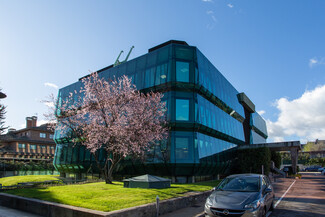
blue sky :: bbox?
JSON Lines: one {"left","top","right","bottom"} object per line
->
{"left": 1, "top": 0, "right": 325, "bottom": 143}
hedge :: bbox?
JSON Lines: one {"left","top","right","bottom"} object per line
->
{"left": 237, "top": 147, "right": 271, "bottom": 175}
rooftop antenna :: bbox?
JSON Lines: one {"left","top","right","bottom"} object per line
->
{"left": 123, "top": 46, "right": 134, "bottom": 62}
{"left": 113, "top": 46, "right": 135, "bottom": 67}
{"left": 114, "top": 50, "right": 124, "bottom": 67}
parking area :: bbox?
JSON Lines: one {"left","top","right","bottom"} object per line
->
{"left": 162, "top": 173, "right": 325, "bottom": 217}
{"left": 271, "top": 172, "right": 325, "bottom": 217}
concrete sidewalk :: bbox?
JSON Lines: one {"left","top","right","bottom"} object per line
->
{"left": 0, "top": 205, "right": 42, "bottom": 217}
{"left": 160, "top": 201, "right": 205, "bottom": 217}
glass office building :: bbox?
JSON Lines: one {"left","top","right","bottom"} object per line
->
{"left": 53, "top": 40, "right": 268, "bottom": 182}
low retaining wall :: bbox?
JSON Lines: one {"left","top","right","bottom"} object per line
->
{"left": 0, "top": 190, "right": 211, "bottom": 217}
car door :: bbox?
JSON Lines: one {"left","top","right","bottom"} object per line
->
{"left": 262, "top": 176, "right": 273, "bottom": 210}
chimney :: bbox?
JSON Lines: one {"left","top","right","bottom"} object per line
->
{"left": 26, "top": 117, "right": 32, "bottom": 128}
{"left": 26, "top": 116, "right": 37, "bottom": 128}
{"left": 31, "top": 116, "right": 37, "bottom": 127}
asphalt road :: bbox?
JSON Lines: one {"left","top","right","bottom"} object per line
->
{"left": 162, "top": 173, "right": 325, "bottom": 217}
{"left": 271, "top": 172, "right": 325, "bottom": 217}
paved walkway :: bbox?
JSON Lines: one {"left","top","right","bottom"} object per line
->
{"left": 0, "top": 205, "right": 41, "bottom": 217}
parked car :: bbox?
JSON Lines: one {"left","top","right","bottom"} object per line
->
{"left": 282, "top": 166, "right": 292, "bottom": 173}
{"left": 205, "top": 174, "right": 274, "bottom": 217}
{"left": 304, "top": 166, "right": 322, "bottom": 172}
{"left": 317, "top": 167, "right": 325, "bottom": 172}
{"left": 322, "top": 170, "right": 325, "bottom": 175}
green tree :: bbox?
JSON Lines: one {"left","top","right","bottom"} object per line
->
{"left": 303, "top": 142, "right": 325, "bottom": 152}
{"left": 0, "top": 88, "right": 7, "bottom": 135}
{"left": 308, "top": 157, "right": 325, "bottom": 167}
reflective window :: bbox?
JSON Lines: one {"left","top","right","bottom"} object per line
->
{"left": 196, "top": 95, "right": 245, "bottom": 142}
{"left": 30, "top": 145, "right": 36, "bottom": 150}
{"left": 40, "top": 133, "right": 46, "bottom": 138}
{"left": 250, "top": 130, "right": 267, "bottom": 144}
{"left": 175, "top": 137, "right": 189, "bottom": 160}
{"left": 250, "top": 113, "right": 268, "bottom": 137}
{"left": 176, "top": 99, "right": 189, "bottom": 121}
{"left": 196, "top": 133, "right": 237, "bottom": 159}
{"left": 155, "top": 63, "right": 168, "bottom": 85}
{"left": 18, "top": 143, "right": 25, "bottom": 149}
{"left": 196, "top": 49, "right": 245, "bottom": 118}
{"left": 176, "top": 61, "right": 189, "bottom": 82}
{"left": 145, "top": 67, "right": 155, "bottom": 88}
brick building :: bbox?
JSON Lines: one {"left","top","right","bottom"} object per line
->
{"left": 0, "top": 116, "right": 56, "bottom": 161}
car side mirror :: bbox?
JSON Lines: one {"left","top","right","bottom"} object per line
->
{"left": 265, "top": 188, "right": 272, "bottom": 193}
{"left": 212, "top": 187, "right": 217, "bottom": 191}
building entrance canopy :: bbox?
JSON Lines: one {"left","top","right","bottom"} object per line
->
{"left": 239, "top": 141, "right": 301, "bottom": 174}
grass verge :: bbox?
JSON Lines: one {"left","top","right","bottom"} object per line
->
{"left": 0, "top": 175, "right": 60, "bottom": 186}
{"left": 4, "top": 179, "right": 220, "bottom": 212}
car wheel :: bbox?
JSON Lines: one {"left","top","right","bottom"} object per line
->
{"left": 269, "top": 199, "right": 274, "bottom": 211}
{"left": 261, "top": 207, "right": 266, "bottom": 217}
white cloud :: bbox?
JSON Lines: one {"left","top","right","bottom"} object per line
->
{"left": 44, "top": 82, "right": 58, "bottom": 89}
{"left": 206, "top": 23, "right": 215, "bottom": 30}
{"left": 202, "top": 0, "right": 213, "bottom": 2}
{"left": 309, "top": 58, "right": 318, "bottom": 67}
{"left": 257, "top": 110, "right": 265, "bottom": 115}
{"left": 206, "top": 10, "right": 217, "bottom": 23}
{"left": 266, "top": 84, "right": 325, "bottom": 142}
{"left": 309, "top": 57, "right": 325, "bottom": 68}
{"left": 227, "top": 3, "right": 234, "bottom": 8}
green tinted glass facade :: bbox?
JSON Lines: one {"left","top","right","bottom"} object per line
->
{"left": 53, "top": 40, "right": 267, "bottom": 182}
{"left": 249, "top": 113, "right": 268, "bottom": 144}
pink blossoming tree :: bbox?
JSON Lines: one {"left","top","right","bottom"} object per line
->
{"left": 51, "top": 72, "right": 168, "bottom": 184}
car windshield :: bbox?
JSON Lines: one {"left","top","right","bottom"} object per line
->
{"left": 217, "top": 176, "right": 260, "bottom": 192}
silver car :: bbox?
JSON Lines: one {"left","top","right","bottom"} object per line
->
{"left": 205, "top": 174, "right": 275, "bottom": 217}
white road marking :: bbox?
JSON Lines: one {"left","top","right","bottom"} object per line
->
{"left": 274, "top": 180, "right": 296, "bottom": 208}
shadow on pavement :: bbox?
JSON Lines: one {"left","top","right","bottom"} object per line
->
{"left": 272, "top": 208, "right": 325, "bottom": 217}
{"left": 279, "top": 197, "right": 325, "bottom": 205}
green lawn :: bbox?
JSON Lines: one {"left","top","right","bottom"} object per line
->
{"left": 0, "top": 175, "right": 61, "bottom": 186}
{"left": 4, "top": 177, "right": 220, "bottom": 212}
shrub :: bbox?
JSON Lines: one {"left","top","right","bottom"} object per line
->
{"left": 271, "top": 151, "right": 281, "bottom": 168}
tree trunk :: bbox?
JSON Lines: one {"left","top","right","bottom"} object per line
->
{"left": 105, "top": 162, "right": 114, "bottom": 184}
